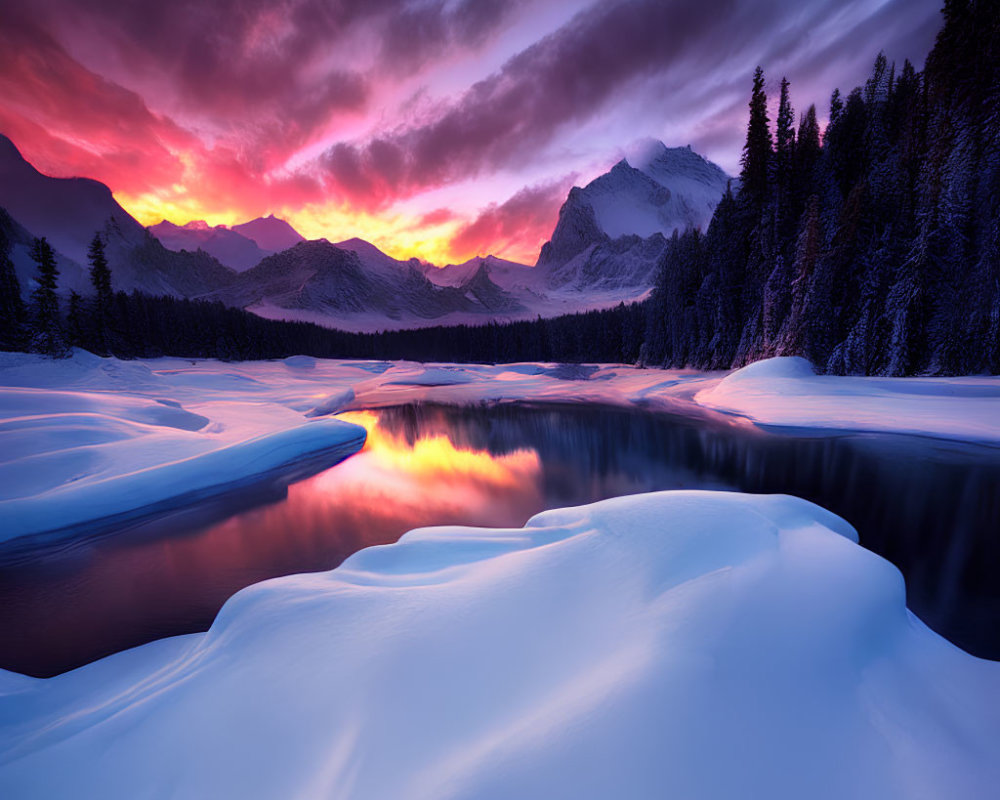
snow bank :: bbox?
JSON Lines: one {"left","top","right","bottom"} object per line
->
{"left": 283, "top": 354, "right": 317, "bottom": 369}
{"left": 0, "top": 417, "right": 366, "bottom": 541}
{"left": 713, "top": 355, "right": 816, "bottom": 383}
{"left": 382, "top": 365, "right": 480, "bottom": 386}
{"left": 1, "top": 491, "right": 997, "bottom": 799}
{"left": 305, "top": 387, "right": 356, "bottom": 417}
{"left": 0, "top": 351, "right": 369, "bottom": 542}
{"left": 697, "top": 357, "right": 1000, "bottom": 443}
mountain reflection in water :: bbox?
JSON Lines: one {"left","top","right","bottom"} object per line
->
{"left": 1, "top": 402, "right": 997, "bottom": 677}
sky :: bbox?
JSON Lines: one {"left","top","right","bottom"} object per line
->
{"left": 0, "top": 0, "right": 942, "bottom": 265}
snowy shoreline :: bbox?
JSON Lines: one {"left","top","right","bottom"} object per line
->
{"left": 3, "top": 350, "right": 1000, "bottom": 543}
{"left": 0, "top": 418, "right": 366, "bottom": 544}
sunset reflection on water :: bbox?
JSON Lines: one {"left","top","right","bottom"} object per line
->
{"left": 4, "top": 401, "right": 999, "bottom": 677}
{"left": 332, "top": 410, "right": 543, "bottom": 520}
{"left": 0, "top": 408, "right": 544, "bottom": 676}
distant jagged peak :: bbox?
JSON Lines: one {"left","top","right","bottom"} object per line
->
{"left": 232, "top": 215, "right": 305, "bottom": 252}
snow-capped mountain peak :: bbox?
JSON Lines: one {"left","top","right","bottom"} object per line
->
{"left": 535, "top": 141, "right": 731, "bottom": 292}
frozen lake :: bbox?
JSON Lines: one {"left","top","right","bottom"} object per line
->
{"left": 2, "top": 401, "right": 998, "bottom": 676}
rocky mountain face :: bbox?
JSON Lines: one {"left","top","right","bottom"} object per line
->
{"left": 536, "top": 142, "right": 731, "bottom": 293}
{"left": 147, "top": 215, "right": 307, "bottom": 273}
{"left": 0, "top": 135, "right": 235, "bottom": 298}
{"left": 0, "top": 135, "right": 147, "bottom": 266}
{"left": 423, "top": 255, "right": 539, "bottom": 294}
{"left": 210, "top": 240, "right": 522, "bottom": 324}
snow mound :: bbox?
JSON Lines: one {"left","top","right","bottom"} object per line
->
{"left": 305, "top": 388, "right": 356, "bottom": 417}
{"left": 383, "top": 366, "right": 478, "bottom": 386}
{"left": 697, "top": 357, "right": 1000, "bottom": 443}
{"left": 0, "top": 417, "right": 366, "bottom": 541}
{"left": 283, "top": 355, "right": 317, "bottom": 369}
{"left": 2, "top": 491, "right": 997, "bottom": 799}
{"left": 716, "top": 356, "right": 817, "bottom": 385}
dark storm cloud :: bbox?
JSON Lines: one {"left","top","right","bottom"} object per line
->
{"left": 319, "top": 0, "right": 941, "bottom": 206}
{"left": 21, "top": 0, "right": 518, "bottom": 163}
{"left": 380, "top": 0, "right": 515, "bottom": 73}
{"left": 0, "top": 0, "right": 943, "bottom": 254}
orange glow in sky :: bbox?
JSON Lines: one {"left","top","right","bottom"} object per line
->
{"left": 0, "top": 1, "right": 940, "bottom": 265}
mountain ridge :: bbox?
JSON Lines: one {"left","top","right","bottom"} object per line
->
{"left": 0, "top": 133, "right": 236, "bottom": 298}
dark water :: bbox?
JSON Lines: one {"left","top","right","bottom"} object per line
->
{"left": 2, "top": 402, "right": 999, "bottom": 677}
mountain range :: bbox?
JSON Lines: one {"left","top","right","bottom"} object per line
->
{"left": 0, "top": 133, "right": 731, "bottom": 330}
{"left": 147, "top": 216, "right": 306, "bottom": 272}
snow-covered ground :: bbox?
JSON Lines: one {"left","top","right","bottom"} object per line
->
{"left": 696, "top": 357, "right": 1000, "bottom": 444}
{"left": 1, "top": 491, "right": 998, "bottom": 799}
{"left": 0, "top": 350, "right": 367, "bottom": 543}
{"left": 3, "top": 351, "right": 1000, "bottom": 542}
{"left": 3, "top": 353, "right": 999, "bottom": 796}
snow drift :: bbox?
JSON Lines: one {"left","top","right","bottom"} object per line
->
{"left": 697, "top": 357, "right": 1000, "bottom": 443}
{"left": 1, "top": 491, "right": 997, "bottom": 799}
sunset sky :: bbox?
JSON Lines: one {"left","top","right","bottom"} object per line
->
{"left": 1, "top": 0, "right": 941, "bottom": 264}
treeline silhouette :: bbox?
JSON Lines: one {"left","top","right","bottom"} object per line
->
{"left": 0, "top": 230, "right": 643, "bottom": 363}
{"left": 644, "top": 0, "right": 999, "bottom": 375}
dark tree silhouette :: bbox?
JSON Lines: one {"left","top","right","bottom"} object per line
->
{"left": 88, "top": 234, "right": 114, "bottom": 354}
{"left": 642, "top": 1, "right": 1000, "bottom": 376}
{"left": 28, "top": 237, "right": 66, "bottom": 357}
{"left": 0, "top": 226, "right": 25, "bottom": 351}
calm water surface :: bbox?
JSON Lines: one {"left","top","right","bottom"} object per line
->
{"left": 2, "top": 402, "right": 998, "bottom": 676}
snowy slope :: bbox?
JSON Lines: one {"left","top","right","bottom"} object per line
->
{"left": 424, "top": 255, "right": 539, "bottom": 292}
{"left": 0, "top": 134, "right": 147, "bottom": 266}
{"left": 1, "top": 490, "right": 997, "bottom": 799}
{"left": 628, "top": 139, "right": 735, "bottom": 234}
{"left": 148, "top": 220, "right": 270, "bottom": 272}
{"left": 209, "top": 239, "right": 530, "bottom": 327}
{"left": 334, "top": 236, "right": 426, "bottom": 280}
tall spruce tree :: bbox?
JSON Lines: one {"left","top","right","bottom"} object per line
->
{"left": 775, "top": 77, "right": 795, "bottom": 197}
{"left": 67, "top": 291, "right": 86, "bottom": 350}
{"left": 28, "top": 237, "right": 67, "bottom": 357}
{"left": 88, "top": 234, "right": 113, "bottom": 354}
{"left": 740, "top": 67, "right": 773, "bottom": 203}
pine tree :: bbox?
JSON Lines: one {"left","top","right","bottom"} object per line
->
{"left": 28, "top": 237, "right": 67, "bottom": 357}
{"left": 88, "top": 234, "right": 114, "bottom": 355}
{"left": 792, "top": 105, "right": 822, "bottom": 214}
{"left": 67, "top": 290, "right": 86, "bottom": 350}
{"left": 829, "top": 88, "right": 843, "bottom": 127}
{"left": 777, "top": 196, "right": 821, "bottom": 357}
{"left": 775, "top": 77, "right": 795, "bottom": 193}
{"left": 0, "top": 227, "right": 26, "bottom": 351}
{"left": 740, "top": 67, "right": 773, "bottom": 202}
